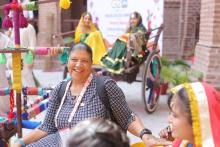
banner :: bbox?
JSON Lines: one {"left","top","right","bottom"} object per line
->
{"left": 87, "top": 0, "right": 163, "bottom": 50}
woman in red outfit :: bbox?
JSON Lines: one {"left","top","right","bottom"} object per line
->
{"left": 160, "top": 82, "right": 220, "bottom": 147}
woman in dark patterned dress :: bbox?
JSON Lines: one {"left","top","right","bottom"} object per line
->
{"left": 13, "top": 43, "right": 170, "bottom": 147}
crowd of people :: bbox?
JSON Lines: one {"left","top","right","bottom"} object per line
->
{"left": 1, "top": 7, "right": 220, "bottom": 147}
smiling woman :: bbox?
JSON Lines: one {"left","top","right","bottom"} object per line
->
{"left": 67, "top": 43, "right": 93, "bottom": 84}
{"left": 13, "top": 43, "right": 171, "bottom": 147}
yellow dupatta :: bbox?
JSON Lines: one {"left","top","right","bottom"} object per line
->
{"left": 74, "top": 15, "right": 97, "bottom": 43}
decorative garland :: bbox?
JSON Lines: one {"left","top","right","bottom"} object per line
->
{"left": 0, "top": 87, "right": 50, "bottom": 96}
{"left": 0, "top": 47, "right": 69, "bottom": 65}
{"left": 182, "top": 83, "right": 202, "bottom": 147}
{"left": 2, "top": 3, "right": 28, "bottom": 29}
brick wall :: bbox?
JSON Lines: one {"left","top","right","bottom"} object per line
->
{"left": 36, "top": 0, "right": 61, "bottom": 70}
{"left": 179, "top": 0, "right": 201, "bottom": 58}
{"left": 162, "top": 0, "right": 181, "bottom": 59}
{"left": 0, "top": 1, "right": 8, "bottom": 17}
{"left": 163, "top": 0, "right": 201, "bottom": 59}
{"left": 37, "top": 0, "right": 59, "bottom": 46}
{"left": 193, "top": 0, "right": 220, "bottom": 90}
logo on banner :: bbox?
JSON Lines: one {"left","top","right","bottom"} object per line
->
{"left": 111, "top": 0, "right": 128, "bottom": 9}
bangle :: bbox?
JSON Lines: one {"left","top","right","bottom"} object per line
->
{"left": 14, "top": 139, "right": 25, "bottom": 147}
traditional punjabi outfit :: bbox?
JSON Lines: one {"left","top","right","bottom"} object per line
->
{"left": 171, "top": 82, "right": 220, "bottom": 147}
{"left": 100, "top": 24, "right": 148, "bottom": 74}
{"left": 74, "top": 17, "right": 107, "bottom": 65}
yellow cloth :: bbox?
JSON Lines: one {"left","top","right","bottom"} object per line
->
{"left": 85, "top": 31, "right": 107, "bottom": 65}
{"left": 131, "top": 142, "right": 164, "bottom": 147}
{"left": 74, "top": 15, "right": 107, "bottom": 65}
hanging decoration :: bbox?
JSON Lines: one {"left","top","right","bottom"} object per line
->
{"left": 24, "top": 50, "right": 33, "bottom": 64}
{"left": 33, "top": 47, "right": 49, "bottom": 55}
{"left": 0, "top": 53, "right": 7, "bottom": 64}
{"left": 58, "top": 47, "right": 69, "bottom": 64}
{"left": 19, "top": 11, "right": 28, "bottom": 28}
{"left": 8, "top": 89, "right": 15, "bottom": 119}
{"left": 2, "top": 5, "right": 13, "bottom": 29}
{"left": 59, "top": 0, "right": 71, "bottom": 9}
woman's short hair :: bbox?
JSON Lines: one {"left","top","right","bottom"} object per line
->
{"left": 69, "top": 42, "right": 93, "bottom": 61}
{"left": 66, "top": 118, "right": 129, "bottom": 147}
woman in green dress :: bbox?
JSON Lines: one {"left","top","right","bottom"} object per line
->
{"left": 101, "top": 11, "right": 148, "bottom": 74}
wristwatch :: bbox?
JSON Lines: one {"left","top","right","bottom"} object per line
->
{"left": 140, "top": 128, "right": 152, "bottom": 139}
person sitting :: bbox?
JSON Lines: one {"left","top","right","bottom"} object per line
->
{"left": 100, "top": 11, "right": 148, "bottom": 75}
{"left": 65, "top": 118, "right": 129, "bottom": 147}
{"left": 13, "top": 42, "right": 170, "bottom": 147}
{"left": 159, "top": 82, "right": 220, "bottom": 147}
{"left": 74, "top": 12, "right": 107, "bottom": 65}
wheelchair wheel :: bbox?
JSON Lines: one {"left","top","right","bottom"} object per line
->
{"left": 142, "top": 51, "right": 162, "bottom": 113}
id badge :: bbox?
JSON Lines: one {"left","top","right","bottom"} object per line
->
{"left": 58, "top": 128, "right": 70, "bottom": 147}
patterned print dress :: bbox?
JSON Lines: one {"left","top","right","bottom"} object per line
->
{"left": 27, "top": 75, "right": 135, "bottom": 147}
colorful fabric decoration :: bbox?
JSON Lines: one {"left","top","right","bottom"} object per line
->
{"left": 22, "top": 1, "right": 37, "bottom": 11}
{"left": 0, "top": 87, "right": 10, "bottom": 96}
{"left": 26, "top": 87, "right": 43, "bottom": 96}
{"left": 24, "top": 50, "right": 33, "bottom": 64}
{"left": 8, "top": 89, "right": 15, "bottom": 119}
{"left": 2, "top": 5, "right": 13, "bottom": 29}
{"left": 1, "top": 87, "right": 50, "bottom": 96}
{"left": 12, "top": 53, "right": 22, "bottom": 91}
{"left": 34, "top": 47, "right": 49, "bottom": 55}
{"left": 59, "top": 0, "right": 71, "bottom": 9}
{"left": 58, "top": 47, "right": 69, "bottom": 64}
{"left": 27, "top": 99, "right": 48, "bottom": 119}
{"left": 0, "top": 53, "right": 7, "bottom": 64}
{"left": 19, "top": 11, "right": 28, "bottom": 28}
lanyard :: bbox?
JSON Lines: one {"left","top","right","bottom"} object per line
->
{"left": 55, "top": 74, "right": 93, "bottom": 128}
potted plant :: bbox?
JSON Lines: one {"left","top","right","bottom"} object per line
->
{"left": 160, "top": 56, "right": 203, "bottom": 94}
